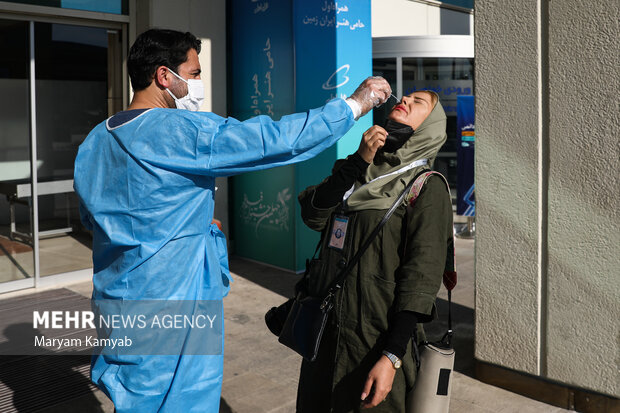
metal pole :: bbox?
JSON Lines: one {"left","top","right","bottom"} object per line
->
{"left": 456, "top": 215, "right": 475, "bottom": 239}
{"left": 396, "top": 56, "right": 403, "bottom": 99}
{"left": 29, "top": 21, "right": 40, "bottom": 286}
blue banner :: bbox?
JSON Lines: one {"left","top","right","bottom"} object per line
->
{"left": 230, "top": 0, "right": 298, "bottom": 269}
{"left": 293, "top": 0, "right": 372, "bottom": 270}
{"left": 293, "top": 0, "right": 371, "bottom": 158}
{"left": 230, "top": 0, "right": 294, "bottom": 121}
{"left": 456, "top": 95, "right": 475, "bottom": 216}
{"left": 230, "top": 0, "right": 372, "bottom": 271}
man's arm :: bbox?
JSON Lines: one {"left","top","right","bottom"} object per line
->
{"left": 204, "top": 77, "right": 391, "bottom": 176}
{"left": 205, "top": 98, "right": 355, "bottom": 176}
{"left": 122, "top": 78, "right": 390, "bottom": 177}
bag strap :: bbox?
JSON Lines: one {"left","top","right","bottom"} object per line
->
{"left": 441, "top": 245, "right": 456, "bottom": 347}
{"left": 409, "top": 171, "right": 456, "bottom": 343}
{"left": 319, "top": 170, "right": 428, "bottom": 310}
{"left": 407, "top": 172, "right": 457, "bottom": 354}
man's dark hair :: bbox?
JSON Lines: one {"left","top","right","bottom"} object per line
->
{"left": 128, "top": 29, "right": 201, "bottom": 91}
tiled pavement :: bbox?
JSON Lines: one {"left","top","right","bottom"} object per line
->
{"left": 0, "top": 237, "right": 572, "bottom": 412}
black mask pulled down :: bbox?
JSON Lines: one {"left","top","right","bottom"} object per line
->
{"left": 382, "top": 119, "right": 414, "bottom": 153}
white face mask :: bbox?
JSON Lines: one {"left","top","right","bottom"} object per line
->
{"left": 165, "top": 68, "right": 204, "bottom": 111}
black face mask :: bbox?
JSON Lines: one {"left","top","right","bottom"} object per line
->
{"left": 382, "top": 119, "right": 414, "bottom": 153}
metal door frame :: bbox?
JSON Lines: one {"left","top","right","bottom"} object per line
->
{"left": 0, "top": 5, "right": 129, "bottom": 294}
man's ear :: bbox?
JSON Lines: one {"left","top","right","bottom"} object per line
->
{"left": 154, "top": 66, "right": 171, "bottom": 89}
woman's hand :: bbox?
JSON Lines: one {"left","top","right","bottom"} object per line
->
{"left": 357, "top": 125, "right": 387, "bottom": 163}
{"left": 360, "top": 355, "right": 396, "bottom": 409}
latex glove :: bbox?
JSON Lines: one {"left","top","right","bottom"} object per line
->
{"left": 357, "top": 125, "right": 387, "bottom": 163}
{"left": 348, "top": 76, "right": 392, "bottom": 119}
{"left": 360, "top": 355, "right": 396, "bottom": 409}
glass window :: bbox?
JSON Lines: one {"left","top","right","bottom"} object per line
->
{"left": 2, "top": 0, "right": 128, "bottom": 15}
{"left": 0, "top": 19, "right": 34, "bottom": 284}
{"left": 35, "top": 22, "right": 108, "bottom": 182}
{"left": 0, "top": 18, "right": 123, "bottom": 290}
{"left": 35, "top": 22, "right": 112, "bottom": 277}
{"left": 441, "top": 0, "right": 474, "bottom": 9}
{"left": 373, "top": 57, "right": 474, "bottom": 189}
{"left": 372, "top": 58, "right": 397, "bottom": 127}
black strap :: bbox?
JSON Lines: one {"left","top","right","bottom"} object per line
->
{"left": 448, "top": 290, "right": 452, "bottom": 334}
{"left": 441, "top": 289, "right": 453, "bottom": 347}
{"left": 441, "top": 234, "right": 456, "bottom": 346}
{"left": 319, "top": 173, "right": 422, "bottom": 310}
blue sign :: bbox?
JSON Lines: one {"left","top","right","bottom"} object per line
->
{"left": 61, "top": 0, "right": 124, "bottom": 14}
{"left": 230, "top": 0, "right": 372, "bottom": 271}
{"left": 456, "top": 95, "right": 475, "bottom": 216}
{"left": 294, "top": 0, "right": 372, "bottom": 158}
{"left": 230, "top": 0, "right": 294, "bottom": 121}
{"left": 229, "top": 0, "right": 297, "bottom": 270}
{"left": 293, "top": 0, "right": 372, "bottom": 270}
{"left": 403, "top": 80, "right": 473, "bottom": 116}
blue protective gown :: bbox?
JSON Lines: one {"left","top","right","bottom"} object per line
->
{"left": 73, "top": 99, "right": 355, "bottom": 412}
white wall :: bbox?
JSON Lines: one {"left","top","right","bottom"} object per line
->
{"left": 475, "top": 0, "right": 620, "bottom": 398}
{"left": 371, "top": 0, "right": 471, "bottom": 37}
{"left": 545, "top": 0, "right": 619, "bottom": 395}
{"left": 372, "top": 0, "right": 441, "bottom": 36}
{"left": 136, "top": 0, "right": 229, "bottom": 235}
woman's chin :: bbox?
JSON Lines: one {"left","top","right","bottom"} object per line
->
{"left": 387, "top": 113, "right": 407, "bottom": 124}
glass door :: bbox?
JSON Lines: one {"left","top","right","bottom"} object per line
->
{"left": 0, "top": 16, "right": 124, "bottom": 293}
{"left": 34, "top": 22, "right": 118, "bottom": 279}
{"left": 0, "top": 19, "right": 35, "bottom": 292}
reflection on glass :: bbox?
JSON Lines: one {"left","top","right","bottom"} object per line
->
{"left": 372, "top": 58, "right": 397, "bottom": 127}
{"left": 2, "top": 0, "right": 129, "bottom": 15}
{"left": 441, "top": 0, "right": 474, "bottom": 10}
{"left": 35, "top": 22, "right": 109, "bottom": 277}
{"left": 0, "top": 19, "right": 35, "bottom": 284}
{"left": 402, "top": 57, "right": 474, "bottom": 187}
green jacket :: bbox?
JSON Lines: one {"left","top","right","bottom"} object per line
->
{"left": 296, "top": 174, "right": 453, "bottom": 413}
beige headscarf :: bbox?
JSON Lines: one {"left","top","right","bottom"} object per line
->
{"left": 345, "top": 91, "right": 447, "bottom": 211}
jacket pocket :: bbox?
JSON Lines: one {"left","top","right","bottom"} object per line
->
{"left": 361, "top": 273, "right": 396, "bottom": 332}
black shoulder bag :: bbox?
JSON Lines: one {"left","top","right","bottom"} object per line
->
{"left": 265, "top": 176, "right": 419, "bottom": 362}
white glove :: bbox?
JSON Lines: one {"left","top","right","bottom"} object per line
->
{"left": 346, "top": 76, "right": 392, "bottom": 120}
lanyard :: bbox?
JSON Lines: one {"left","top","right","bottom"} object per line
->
{"left": 342, "top": 158, "right": 428, "bottom": 203}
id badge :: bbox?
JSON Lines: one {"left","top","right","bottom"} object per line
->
{"left": 328, "top": 215, "right": 349, "bottom": 250}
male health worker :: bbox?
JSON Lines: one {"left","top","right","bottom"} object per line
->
{"left": 73, "top": 29, "right": 391, "bottom": 412}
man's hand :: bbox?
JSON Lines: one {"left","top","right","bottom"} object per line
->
{"left": 357, "top": 125, "right": 387, "bottom": 163}
{"left": 349, "top": 76, "right": 392, "bottom": 118}
{"left": 360, "top": 355, "right": 397, "bottom": 409}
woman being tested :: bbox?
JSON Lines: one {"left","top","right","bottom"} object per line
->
{"left": 295, "top": 91, "right": 452, "bottom": 412}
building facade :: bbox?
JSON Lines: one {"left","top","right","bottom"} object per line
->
{"left": 474, "top": 0, "right": 619, "bottom": 409}
{"left": 0, "top": 0, "right": 616, "bottom": 410}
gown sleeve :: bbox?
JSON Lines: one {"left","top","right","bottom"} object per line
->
{"left": 204, "top": 98, "right": 355, "bottom": 176}
{"left": 118, "top": 99, "right": 355, "bottom": 179}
